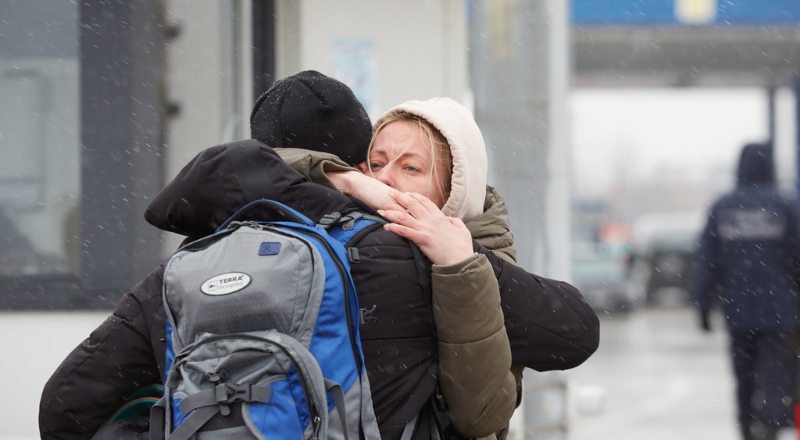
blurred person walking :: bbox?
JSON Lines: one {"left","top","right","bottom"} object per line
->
{"left": 691, "top": 142, "right": 800, "bottom": 440}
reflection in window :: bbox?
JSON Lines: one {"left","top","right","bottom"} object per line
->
{"left": 0, "top": 0, "right": 79, "bottom": 276}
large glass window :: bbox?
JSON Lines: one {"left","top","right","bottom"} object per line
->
{"left": 1, "top": 0, "right": 168, "bottom": 309}
{"left": 0, "top": 1, "right": 80, "bottom": 277}
{"left": 0, "top": 0, "right": 260, "bottom": 310}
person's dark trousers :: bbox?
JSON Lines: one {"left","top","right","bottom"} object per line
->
{"left": 730, "top": 329, "right": 795, "bottom": 440}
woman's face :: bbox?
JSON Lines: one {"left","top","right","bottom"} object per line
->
{"left": 359, "top": 120, "right": 446, "bottom": 208}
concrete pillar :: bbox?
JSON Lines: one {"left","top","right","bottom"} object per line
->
{"left": 470, "top": 1, "right": 572, "bottom": 438}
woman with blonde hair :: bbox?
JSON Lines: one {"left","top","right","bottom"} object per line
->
{"left": 298, "top": 96, "right": 596, "bottom": 439}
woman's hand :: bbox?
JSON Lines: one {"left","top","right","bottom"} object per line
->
{"left": 379, "top": 191, "right": 474, "bottom": 266}
{"left": 328, "top": 171, "right": 405, "bottom": 212}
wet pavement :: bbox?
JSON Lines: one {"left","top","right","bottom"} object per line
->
{"left": 562, "top": 304, "right": 794, "bottom": 440}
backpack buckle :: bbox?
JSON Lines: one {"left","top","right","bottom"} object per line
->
{"left": 318, "top": 212, "right": 342, "bottom": 228}
{"left": 360, "top": 305, "right": 378, "bottom": 324}
{"left": 212, "top": 383, "right": 253, "bottom": 416}
{"left": 215, "top": 383, "right": 252, "bottom": 404}
{"left": 226, "top": 384, "right": 252, "bottom": 403}
{"left": 214, "top": 383, "right": 232, "bottom": 416}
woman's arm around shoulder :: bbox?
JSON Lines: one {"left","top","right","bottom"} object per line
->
{"left": 432, "top": 253, "right": 518, "bottom": 438}
{"left": 275, "top": 147, "right": 356, "bottom": 191}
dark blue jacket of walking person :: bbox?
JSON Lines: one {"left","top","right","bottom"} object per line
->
{"left": 691, "top": 143, "right": 800, "bottom": 333}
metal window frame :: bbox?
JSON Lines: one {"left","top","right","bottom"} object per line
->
{"left": 0, "top": 0, "right": 163, "bottom": 310}
{"left": 1, "top": 0, "right": 276, "bottom": 311}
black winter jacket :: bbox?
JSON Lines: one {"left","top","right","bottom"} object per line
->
{"left": 691, "top": 143, "right": 800, "bottom": 333}
{"left": 39, "top": 140, "right": 599, "bottom": 440}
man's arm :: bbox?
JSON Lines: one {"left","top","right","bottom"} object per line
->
{"left": 690, "top": 211, "right": 719, "bottom": 331}
{"left": 39, "top": 266, "right": 165, "bottom": 440}
{"left": 479, "top": 246, "right": 601, "bottom": 370}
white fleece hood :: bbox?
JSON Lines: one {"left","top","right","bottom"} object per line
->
{"left": 374, "top": 97, "right": 488, "bottom": 222}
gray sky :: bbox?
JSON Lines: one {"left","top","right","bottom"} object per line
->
{"left": 570, "top": 88, "right": 777, "bottom": 200}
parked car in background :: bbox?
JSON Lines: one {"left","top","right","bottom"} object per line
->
{"left": 572, "top": 241, "right": 636, "bottom": 313}
{"left": 627, "top": 211, "right": 704, "bottom": 307}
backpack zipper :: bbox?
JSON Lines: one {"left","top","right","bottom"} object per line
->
{"left": 265, "top": 223, "right": 364, "bottom": 374}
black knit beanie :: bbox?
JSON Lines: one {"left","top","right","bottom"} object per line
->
{"left": 250, "top": 70, "right": 372, "bottom": 166}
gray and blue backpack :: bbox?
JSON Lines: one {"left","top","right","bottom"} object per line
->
{"left": 149, "top": 199, "right": 383, "bottom": 440}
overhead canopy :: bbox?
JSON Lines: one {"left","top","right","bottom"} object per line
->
{"left": 571, "top": 0, "right": 800, "bottom": 88}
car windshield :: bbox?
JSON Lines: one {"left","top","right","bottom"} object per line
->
{"left": 573, "top": 257, "right": 626, "bottom": 283}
